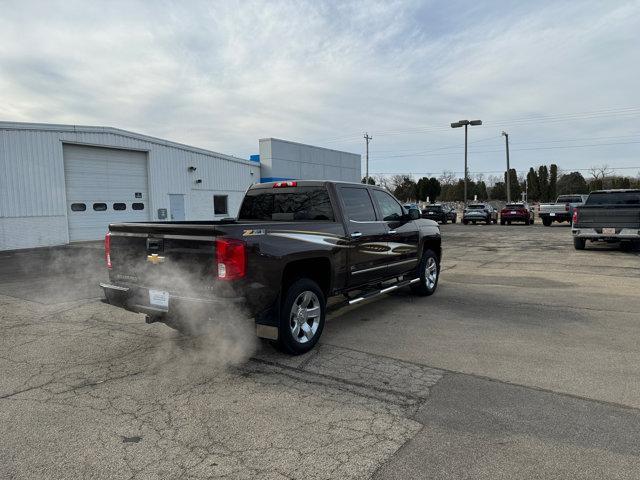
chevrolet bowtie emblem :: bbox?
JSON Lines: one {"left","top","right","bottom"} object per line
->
{"left": 147, "top": 254, "right": 165, "bottom": 265}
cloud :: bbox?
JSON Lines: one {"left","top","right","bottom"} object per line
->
{"left": 1, "top": 0, "right": 639, "bottom": 177}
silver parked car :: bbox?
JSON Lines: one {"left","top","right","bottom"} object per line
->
{"left": 462, "top": 203, "right": 498, "bottom": 225}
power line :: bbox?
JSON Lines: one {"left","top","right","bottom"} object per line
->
{"left": 370, "top": 166, "right": 640, "bottom": 176}
{"left": 368, "top": 139, "right": 640, "bottom": 160}
{"left": 314, "top": 106, "right": 640, "bottom": 143}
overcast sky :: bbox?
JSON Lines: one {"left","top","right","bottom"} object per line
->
{"left": 1, "top": 0, "right": 639, "bottom": 180}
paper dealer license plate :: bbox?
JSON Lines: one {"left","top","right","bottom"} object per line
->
{"left": 510, "top": 211, "right": 517, "bottom": 214}
{"left": 149, "top": 289, "right": 169, "bottom": 309}
{"left": 602, "top": 227, "right": 616, "bottom": 235}
{"left": 550, "top": 212, "right": 556, "bottom": 217}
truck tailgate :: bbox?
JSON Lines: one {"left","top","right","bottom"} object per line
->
{"left": 578, "top": 207, "right": 640, "bottom": 229}
{"left": 108, "top": 223, "right": 221, "bottom": 296}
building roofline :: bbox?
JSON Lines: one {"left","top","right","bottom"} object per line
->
{"left": 0, "top": 121, "right": 254, "bottom": 166}
{"left": 259, "top": 137, "right": 360, "bottom": 157}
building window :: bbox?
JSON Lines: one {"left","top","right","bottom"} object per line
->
{"left": 93, "top": 203, "right": 107, "bottom": 211}
{"left": 71, "top": 203, "right": 86, "bottom": 212}
{"left": 113, "top": 203, "right": 126, "bottom": 211}
{"left": 132, "top": 203, "right": 145, "bottom": 210}
{"left": 214, "top": 195, "right": 228, "bottom": 215}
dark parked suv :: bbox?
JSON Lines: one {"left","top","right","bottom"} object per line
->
{"left": 421, "top": 204, "right": 457, "bottom": 224}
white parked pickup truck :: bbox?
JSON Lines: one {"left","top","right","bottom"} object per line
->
{"left": 538, "top": 194, "right": 588, "bottom": 226}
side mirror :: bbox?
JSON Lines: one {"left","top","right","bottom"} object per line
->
{"left": 409, "top": 208, "right": 420, "bottom": 220}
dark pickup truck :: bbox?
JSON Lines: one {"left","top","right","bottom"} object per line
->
{"left": 572, "top": 189, "right": 640, "bottom": 250}
{"left": 101, "top": 180, "right": 442, "bottom": 354}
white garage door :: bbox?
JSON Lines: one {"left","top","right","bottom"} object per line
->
{"left": 64, "top": 144, "right": 150, "bottom": 241}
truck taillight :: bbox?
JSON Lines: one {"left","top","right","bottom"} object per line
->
{"left": 273, "top": 181, "right": 297, "bottom": 188}
{"left": 104, "top": 232, "right": 112, "bottom": 269}
{"left": 572, "top": 209, "right": 578, "bottom": 224}
{"left": 216, "top": 238, "right": 246, "bottom": 280}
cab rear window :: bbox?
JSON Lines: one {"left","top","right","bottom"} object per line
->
{"left": 239, "top": 187, "right": 335, "bottom": 221}
{"left": 586, "top": 191, "right": 640, "bottom": 205}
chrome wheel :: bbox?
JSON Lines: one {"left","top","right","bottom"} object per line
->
{"left": 425, "top": 257, "right": 438, "bottom": 290}
{"left": 289, "top": 291, "right": 321, "bottom": 344}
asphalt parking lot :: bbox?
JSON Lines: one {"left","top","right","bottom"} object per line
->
{"left": 2, "top": 223, "right": 640, "bottom": 479}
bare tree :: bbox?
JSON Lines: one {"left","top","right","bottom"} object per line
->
{"left": 438, "top": 170, "right": 457, "bottom": 186}
{"left": 375, "top": 175, "right": 392, "bottom": 192}
{"left": 588, "top": 164, "right": 613, "bottom": 181}
{"left": 589, "top": 164, "right": 614, "bottom": 189}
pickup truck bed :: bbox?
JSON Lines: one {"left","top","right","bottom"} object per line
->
{"left": 101, "top": 180, "right": 442, "bottom": 354}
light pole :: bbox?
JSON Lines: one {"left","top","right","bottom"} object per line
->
{"left": 451, "top": 119, "right": 482, "bottom": 204}
{"left": 502, "top": 131, "right": 511, "bottom": 203}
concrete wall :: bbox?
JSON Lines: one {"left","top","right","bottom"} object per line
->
{"left": 258, "top": 138, "right": 360, "bottom": 183}
{"left": 0, "top": 122, "right": 260, "bottom": 250}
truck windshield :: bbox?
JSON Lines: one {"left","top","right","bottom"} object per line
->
{"left": 238, "top": 187, "right": 335, "bottom": 221}
{"left": 586, "top": 191, "right": 640, "bottom": 206}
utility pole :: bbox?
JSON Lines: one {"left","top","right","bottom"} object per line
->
{"left": 364, "top": 133, "right": 372, "bottom": 183}
{"left": 451, "top": 119, "right": 482, "bottom": 204}
{"left": 502, "top": 131, "right": 511, "bottom": 203}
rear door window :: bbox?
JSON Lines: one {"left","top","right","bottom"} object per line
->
{"left": 339, "top": 187, "right": 377, "bottom": 222}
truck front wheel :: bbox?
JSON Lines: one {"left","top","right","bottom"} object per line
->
{"left": 411, "top": 249, "right": 439, "bottom": 296}
{"left": 276, "top": 278, "right": 326, "bottom": 355}
{"left": 573, "top": 238, "right": 586, "bottom": 250}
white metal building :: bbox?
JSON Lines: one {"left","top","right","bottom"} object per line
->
{"left": 258, "top": 138, "right": 360, "bottom": 183}
{"left": 0, "top": 122, "right": 260, "bottom": 250}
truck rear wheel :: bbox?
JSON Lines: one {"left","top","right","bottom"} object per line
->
{"left": 276, "top": 278, "right": 325, "bottom": 355}
{"left": 573, "top": 238, "right": 586, "bottom": 250}
{"left": 411, "top": 249, "right": 439, "bottom": 296}
{"left": 542, "top": 217, "right": 552, "bottom": 226}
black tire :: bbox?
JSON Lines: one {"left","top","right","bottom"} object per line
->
{"left": 442, "top": 218, "right": 447, "bottom": 225}
{"left": 507, "top": 220, "right": 511, "bottom": 225}
{"left": 573, "top": 237, "right": 586, "bottom": 250}
{"left": 492, "top": 218, "right": 498, "bottom": 224}
{"left": 452, "top": 216, "right": 457, "bottom": 224}
{"left": 500, "top": 219, "right": 505, "bottom": 225}
{"left": 276, "top": 278, "right": 325, "bottom": 355}
{"left": 485, "top": 217, "right": 491, "bottom": 225}
{"left": 472, "top": 220, "right": 476, "bottom": 225}
{"left": 542, "top": 217, "right": 552, "bottom": 227}
{"left": 411, "top": 249, "right": 439, "bottom": 296}
{"left": 462, "top": 219, "right": 468, "bottom": 225}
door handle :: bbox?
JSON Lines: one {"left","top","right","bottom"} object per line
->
{"left": 350, "top": 232, "right": 362, "bottom": 238}
{"left": 388, "top": 230, "right": 397, "bottom": 234}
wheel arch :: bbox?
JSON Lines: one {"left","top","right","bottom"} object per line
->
{"left": 281, "top": 256, "right": 332, "bottom": 297}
